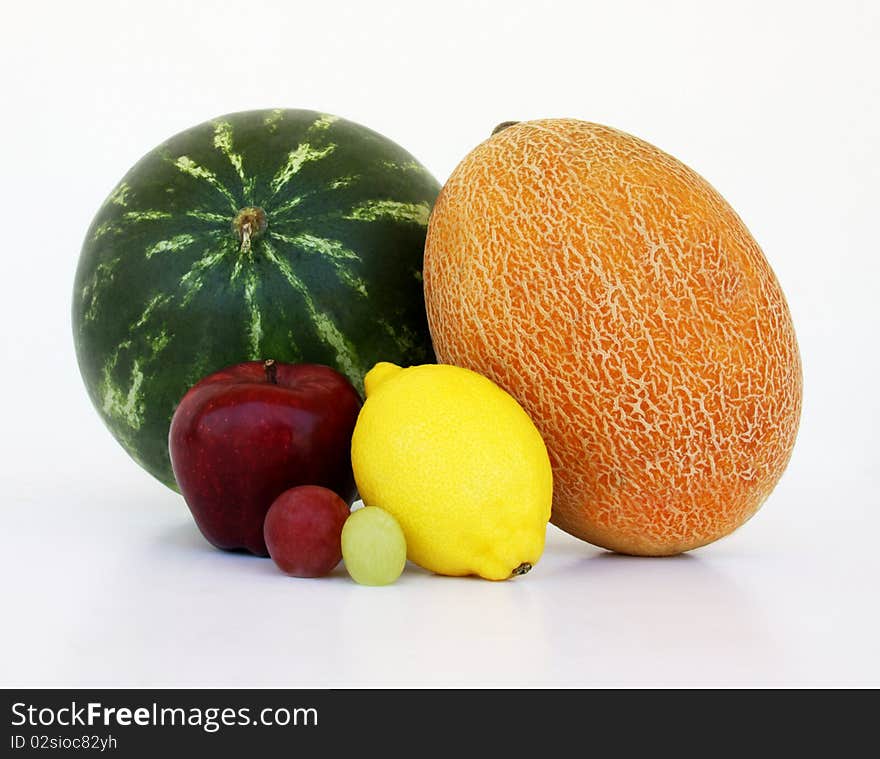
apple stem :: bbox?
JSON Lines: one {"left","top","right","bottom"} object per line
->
{"left": 264, "top": 359, "right": 278, "bottom": 384}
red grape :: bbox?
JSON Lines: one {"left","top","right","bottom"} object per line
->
{"left": 264, "top": 486, "right": 351, "bottom": 577}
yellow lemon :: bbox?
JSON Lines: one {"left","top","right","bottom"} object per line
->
{"left": 351, "top": 362, "right": 552, "bottom": 580}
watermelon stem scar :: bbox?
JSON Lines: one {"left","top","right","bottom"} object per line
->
{"left": 233, "top": 206, "right": 267, "bottom": 253}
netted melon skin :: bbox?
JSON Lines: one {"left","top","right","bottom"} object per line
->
{"left": 424, "top": 119, "right": 802, "bottom": 555}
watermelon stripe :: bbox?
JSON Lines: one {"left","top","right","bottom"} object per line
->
{"left": 108, "top": 182, "right": 131, "bottom": 207}
{"left": 146, "top": 234, "right": 197, "bottom": 259}
{"left": 242, "top": 266, "right": 263, "bottom": 357}
{"left": 81, "top": 257, "right": 121, "bottom": 322}
{"left": 212, "top": 121, "right": 254, "bottom": 202}
{"left": 377, "top": 318, "right": 418, "bottom": 354}
{"left": 287, "top": 232, "right": 359, "bottom": 261}
{"left": 344, "top": 199, "right": 431, "bottom": 225}
{"left": 133, "top": 294, "right": 172, "bottom": 329}
{"left": 271, "top": 231, "right": 368, "bottom": 297}
{"left": 263, "top": 109, "right": 284, "bottom": 132}
{"left": 270, "top": 175, "right": 360, "bottom": 219}
{"left": 99, "top": 341, "right": 141, "bottom": 429}
{"left": 381, "top": 160, "right": 433, "bottom": 175}
{"left": 269, "top": 143, "right": 336, "bottom": 197}
{"left": 93, "top": 210, "right": 174, "bottom": 241}
{"left": 261, "top": 238, "right": 362, "bottom": 380}
{"left": 327, "top": 175, "right": 359, "bottom": 190}
{"left": 125, "top": 210, "right": 173, "bottom": 221}
{"left": 187, "top": 210, "right": 228, "bottom": 223}
{"left": 179, "top": 244, "right": 231, "bottom": 305}
{"left": 272, "top": 195, "right": 304, "bottom": 217}
{"left": 307, "top": 113, "right": 338, "bottom": 133}
{"left": 101, "top": 324, "right": 172, "bottom": 436}
{"left": 172, "top": 156, "right": 238, "bottom": 211}
{"left": 230, "top": 248, "right": 245, "bottom": 283}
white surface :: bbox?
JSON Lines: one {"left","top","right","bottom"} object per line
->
{"left": 2, "top": 0, "right": 879, "bottom": 687}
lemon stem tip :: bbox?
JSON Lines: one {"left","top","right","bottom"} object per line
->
{"left": 364, "top": 362, "right": 403, "bottom": 397}
{"left": 511, "top": 562, "right": 532, "bottom": 577}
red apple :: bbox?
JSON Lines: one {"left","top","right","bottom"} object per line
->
{"left": 264, "top": 486, "right": 350, "bottom": 577}
{"left": 169, "top": 360, "right": 362, "bottom": 556}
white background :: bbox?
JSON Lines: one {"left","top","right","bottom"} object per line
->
{"left": 2, "top": 0, "right": 878, "bottom": 687}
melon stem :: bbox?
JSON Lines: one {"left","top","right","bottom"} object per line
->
{"left": 492, "top": 121, "right": 520, "bottom": 135}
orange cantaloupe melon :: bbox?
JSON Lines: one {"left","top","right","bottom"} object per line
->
{"left": 423, "top": 119, "right": 802, "bottom": 555}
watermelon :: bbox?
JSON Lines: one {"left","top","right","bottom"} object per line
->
{"left": 73, "top": 109, "right": 440, "bottom": 489}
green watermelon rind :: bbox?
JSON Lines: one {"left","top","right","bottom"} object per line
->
{"left": 73, "top": 109, "right": 440, "bottom": 489}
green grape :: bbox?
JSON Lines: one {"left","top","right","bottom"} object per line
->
{"left": 341, "top": 507, "right": 407, "bottom": 586}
